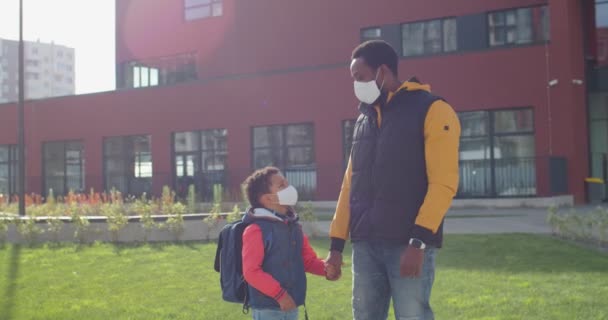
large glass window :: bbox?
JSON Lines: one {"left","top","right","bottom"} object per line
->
{"left": 252, "top": 123, "right": 316, "bottom": 200}
{"left": 588, "top": 93, "right": 608, "bottom": 188}
{"left": 174, "top": 129, "right": 227, "bottom": 200}
{"left": 0, "top": 145, "right": 18, "bottom": 197}
{"left": 402, "top": 18, "right": 457, "bottom": 57}
{"left": 596, "top": 1, "right": 608, "bottom": 66}
{"left": 121, "top": 53, "right": 197, "bottom": 89}
{"left": 43, "top": 141, "right": 85, "bottom": 196}
{"left": 104, "top": 135, "right": 152, "bottom": 196}
{"left": 360, "top": 27, "right": 382, "bottom": 43}
{"left": 184, "top": 0, "right": 222, "bottom": 21}
{"left": 488, "top": 6, "right": 550, "bottom": 47}
{"left": 458, "top": 108, "right": 536, "bottom": 197}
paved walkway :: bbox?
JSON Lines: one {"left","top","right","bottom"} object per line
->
{"left": 315, "top": 208, "right": 552, "bottom": 236}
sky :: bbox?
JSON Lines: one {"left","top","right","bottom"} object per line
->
{"left": 0, "top": 0, "right": 115, "bottom": 94}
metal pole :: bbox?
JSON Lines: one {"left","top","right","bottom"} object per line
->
{"left": 18, "top": 0, "right": 26, "bottom": 216}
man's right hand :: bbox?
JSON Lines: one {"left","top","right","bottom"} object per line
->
{"left": 277, "top": 292, "right": 297, "bottom": 311}
{"left": 325, "top": 250, "right": 343, "bottom": 280}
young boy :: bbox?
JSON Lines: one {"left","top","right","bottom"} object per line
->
{"left": 242, "top": 167, "right": 338, "bottom": 320}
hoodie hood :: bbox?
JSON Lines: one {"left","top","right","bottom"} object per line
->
{"left": 390, "top": 77, "right": 431, "bottom": 97}
{"left": 243, "top": 207, "right": 299, "bottom": 224}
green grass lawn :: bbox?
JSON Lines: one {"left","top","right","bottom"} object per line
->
{"left": 0, "top": 234, "right": 607, "bottom": 320}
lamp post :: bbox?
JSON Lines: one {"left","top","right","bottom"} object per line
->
{"left": 18, "top": 0, "right": 26, "bottom": 216}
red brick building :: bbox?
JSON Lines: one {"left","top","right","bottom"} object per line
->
{"left": 0, "top": 0, "right": 605, "bottom": 204}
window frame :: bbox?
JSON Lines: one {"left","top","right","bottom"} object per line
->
{"left": 401, "top": 17, "right": 458, "bottom": 57}
{"left": 457, "top": 107, "right": 536, "bottom": 198}
{"left": 251, "top": 122, "right": 316, "bottom": 200}
{"left": 0, "top": 145, "right": 18, "bottom": 197}
{"left": 184, "top": 0, "right": 223, "bottom": 21}
{"left": 103, "top": 135, "right": 153, "bottom": 196}
{"left": 487, "top": 5, "right": 550, "bottom": 48}
{"left": 251, "top": 123, "right": 316, "bottom": 171}
{"left": 42, "top": 140, "right": 85, "bottom": 196}
{"left": 172, "top": 128, "right": 228, "bottom": 200}
{"left": 360, "top": 27, "right": 382, "bottom": 43}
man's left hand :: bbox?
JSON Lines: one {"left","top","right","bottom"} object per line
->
{"left": 399, "top": 245, "right": 424, "bottom": 277}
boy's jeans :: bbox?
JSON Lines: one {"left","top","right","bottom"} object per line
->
{"left": 252, "top": 308, "right": 298, "bottom": 320}
{"left": 352, "top": 241, "right": 437, "bottom": 320}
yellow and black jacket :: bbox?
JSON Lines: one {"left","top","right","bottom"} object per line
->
{"left": 329, "top": 80, "right": 460, "bottom": 251}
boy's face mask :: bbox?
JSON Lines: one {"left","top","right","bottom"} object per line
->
{"left": 276, "top": 185, "right": 298, "bottom": 206}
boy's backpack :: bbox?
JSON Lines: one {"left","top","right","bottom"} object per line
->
{"left": 214, "top": 217, "right": 251, "bottom": 311}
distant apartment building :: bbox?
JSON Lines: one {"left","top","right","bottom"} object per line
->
{"left": 0, "top": 39, "right": 75, "bottom": 103}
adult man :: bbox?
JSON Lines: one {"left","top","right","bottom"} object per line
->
{"left": 326, "top": 40, "right": 460, "bottom": 320}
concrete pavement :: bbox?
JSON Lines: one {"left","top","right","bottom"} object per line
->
{"left": 314, "top": 208, "right": 553, "bottom": 236}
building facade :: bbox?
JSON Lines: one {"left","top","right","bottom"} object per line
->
{"left": 0, "top": 39, "right": 75, "bottom": 104}
{"left": 0, "top": 0, "right": 602, "bottom": 204}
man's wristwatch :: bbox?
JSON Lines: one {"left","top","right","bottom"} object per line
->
{"left": 409, "top": 238, "right": 426, "bottom": 250}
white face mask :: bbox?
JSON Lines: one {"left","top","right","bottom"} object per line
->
{"left": 276, "top": 185, "right": 298, "bottom": 206}
{"left": 353, "top": 69, "right": 384, "bottom": 105}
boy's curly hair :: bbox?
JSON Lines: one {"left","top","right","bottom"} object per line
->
{"left": 243, "top": 166, "right": 280, "bottom": 208}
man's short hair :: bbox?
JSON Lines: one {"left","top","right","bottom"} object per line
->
{"left": 351, "top": 40, "right": 399, "bottom": 76}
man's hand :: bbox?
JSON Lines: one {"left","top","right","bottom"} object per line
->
{"left": 277, "top": 292, "right": 297, "bottom": 311}
{"left": 325, "top": 250, "right": 343, "bottom": 281}
{"left": 325, "top": 262, "right": 340, "bottom": 281}
{"left": 400, "top": 245, "right": 424, "bottom": 278}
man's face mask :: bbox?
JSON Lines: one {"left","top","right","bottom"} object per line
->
{"left": 353, "top": 68, "right": 385, "bottom": 105}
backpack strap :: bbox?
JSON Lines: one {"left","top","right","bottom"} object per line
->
{"left": 213, "top": 230, "right": 223, "bottom": 272}
{"left": 241, "top": 220, "right": 274, "bottom": 313}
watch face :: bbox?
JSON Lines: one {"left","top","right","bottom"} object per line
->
{"left": 410, "top": 239, "right": 424, "bottom": 248}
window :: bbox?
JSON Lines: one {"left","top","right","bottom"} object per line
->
{"left": 25, "top": 72, "right": 39, "bottom": 80}
{"left": 184, "top": 0, "right": 222, "bottom": 21}
{"left": 132, "top": 66, "right": 158, "bottom": 88}
{"left": 173, "top": 129, "right": 227, "bottom": 200}
{"left": 488, "top": 6, "right": 550, "bottom": 47}
{"left": 458, "top": 109, "right": 535, "bottom": 198}
{"left": 342, "top": 119, "right": 356, "bottom": 168}
{"left": 0, "top": 145, "right": 18, "bottom": 197}
{"left": 26, "top": 59, "right": 39, "bottom": 67}
{"left": 596, "top": 1, "right": 608, "bottom": 66}
{"left": 402, "top": 18, "right": 457, "bottom": 56}
{"left": 361, "top": 27, "right": 382, "bottom": 43}
{"left": 43, "top": 141, "right": 85, "bottom": 196}
{"left": 123, "top": 53, "right": 197, "bottom": 89}
{"left": 252, "top": 123, "right": 316, "bottom": 200}
{"left": 104, "top": 136, "right": 152, "bottom": 196}
{"left": 598, "top": 1, "right": 608, "bottom": 27}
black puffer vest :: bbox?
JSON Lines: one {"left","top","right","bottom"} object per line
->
{"left": 349, "top": 87, "right": 444, "bottom": 247}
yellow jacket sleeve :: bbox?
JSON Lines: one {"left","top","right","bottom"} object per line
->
{"left": 329, "top": 157, "right": 352, "bottom": 252}
{"left": 413, "top": 100, "right": 461, "bottom": 239}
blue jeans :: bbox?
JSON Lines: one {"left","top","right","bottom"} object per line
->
{"left": 352, "top": 241, "right": 437, "bottom": 320}
{"left": 252, "top": 308, "right": 299, "bottom": 320}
